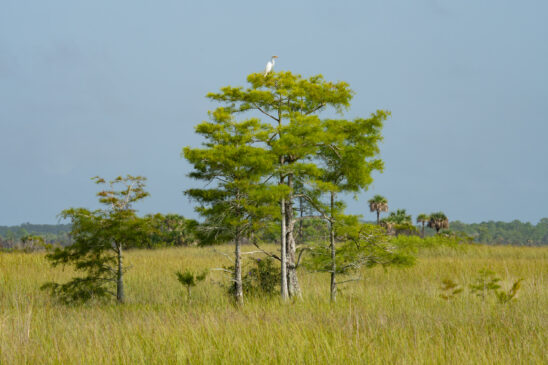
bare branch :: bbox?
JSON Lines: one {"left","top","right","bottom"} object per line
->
{"left": 252, "top": 103, "right": 279, "bottom": 122}
{"left": 252, "top": 241, "right": 281, "bottom": 261}
{"left": 299, "top": 194, "right": 332, "bottom": 223}
{"left": 336, "top": 277, "right": 361, "bottom": 285}
{"left": 305, "top": 103, "right": 325, "bottom": 115}
{"left": 241, "top": 251, "right": 265, "bottom": 255}
{"left": 212, "top": 248, "right": 232, "bottom": 262}
{"left": 210, "top": 268, "right": 233, "bottom": 273}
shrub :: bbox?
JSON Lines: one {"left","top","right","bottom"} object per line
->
{"left": 439, "top": 279, "right": 463, "bottom": 300}
{"left": 228, "top": 257, "right": 280, "bottom": 298}
{"left": 469, "top": 269, "right": 523, "bottom": 304}
{"left": 175, "top": 269, "right": 207, "bottom": 301}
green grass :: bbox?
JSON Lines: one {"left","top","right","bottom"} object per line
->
{"left": 1, "top": 244, "right": 547, "bottom": 364}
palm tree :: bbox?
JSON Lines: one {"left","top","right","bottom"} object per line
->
{"left": 428, "top": 212, "right": 449, "bottom": 234}
{"left": 416, "top": 214, "right": 430, "bottom": 238}
{"left": 368, "top": 195, "right": 388, "bottom": 225}
{"left": 387, "top": 209, "right": 412, "bottom": 225}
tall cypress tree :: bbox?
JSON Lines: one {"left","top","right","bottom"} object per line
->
{"left": 207, "top": 71, "right": 354, "bottom": 299}
{"left": 183, "top": 108, "right": 278, "bottom": 305}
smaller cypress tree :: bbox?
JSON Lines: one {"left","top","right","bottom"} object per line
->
{"left": 42, "top": 175, "right": 151, "bottom": 304}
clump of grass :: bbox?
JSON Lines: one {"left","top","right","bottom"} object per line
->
{"left": 439, "top": 279, "right": 463, "bottom": 300}
{"left": 495, "top": 278, "right": 523, "bottom": 304}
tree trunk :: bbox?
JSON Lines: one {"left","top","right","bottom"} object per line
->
{"left": 280, "top": 195, "right": 289, "bottom": 301}
{"left": 298, "top": 196, "right": 304, "bottom": 243}
{"left": 376, "top": 210, "right": 380, "bottom": 225}
{"left": 234, "top": 233, "right": 244, "bottom": 306}
{"left": 286, "top": 215, "right": 301, "bottom": 298}
{"left": 286, "top": 174, "right": 301, "bottom": 298}
{"left": 421, "top": 223, "right": 425, "bottom": 238}
{"left": 116, "top": 243, "right": 125, "bottom": 303}
{"left": 330, "top": 192, "right": 336, "bottom": 302}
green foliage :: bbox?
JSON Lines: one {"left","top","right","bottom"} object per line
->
{"left": 368, "top": 195, "right": 388, "bottom": 224}
{"left": 225, "top": 257, "right": 281, "bottom": 298}
{"left": 386, "top": 209, "right": 412, "bottom": 225}
{"left": 0, "top": 224, "right": 71, "bottom": 248}
{"left": 450, "top": 218, "right": 548, "bottom": 246}
{"left": 495, "top": 279, "right": 523, "bottom": 304}
{"left": 41, "top": 278, "right": 111, "bottom": 304}
{"left": 241, "top": 257, "right": 280, "bottom": 297}
{"left": 380, "top": 215, "right": 418, "bottom": 237}
{"left": 428, "top": 212, "right": 449, "bottom": 233}
{"left": 175, "top": 269, "right": 208, "bottom": 300}
{"left": 20, "top": 235, "right": 49, "bottom": 252}
{"left": 187, "top": 70, "right": 389, "bottom": 300}
{"left": 469, "top": 269, "right": 523, "bottom": 303}
{"left": 183, "top": 108, "right": 279, "bottom": 245}
{"left": 4, "top": 217, "right": 546, "bottom": 248}
{"left": 42, "top": 175, "right": 152, "bottom": 304}
{"left": 439, "top": 279, "right": 463, "bottom": 300}
{"left": 469, "top": 269, "right": 502, "bottom": 300}
{"left": 392, "top": 223, "right": 419, "bottom": 237}
{"left": 368, "top": 195, "right": 388, "bottom": 211}
{"left": 175, "top": 269, "right": 207, "bottom": 287}
{"left": 416, "top": 214, "right": 430, "bottom": 224}
{"left": 146, "top": 214, "right": 198, "bottom": 248}
{"left": 304, "top": 223, "right": 415, "bottom": 274}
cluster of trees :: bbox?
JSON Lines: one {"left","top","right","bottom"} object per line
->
{"left": 16, "top": 71, "right": 545, "bottom": 307}
{"left": 182, "top": 71, "right": 414, "bottom": 304}
{"left": 450, "top": 219, "right": 548, "bottom": 246}
{"left": 0, "top": 224, "right": 71, "bottom": 248}
{"left": 0, "top": 215, "right": 197, "bottom": 252}
{"left": 42, "top": 72, "right": 413, "bottom": 305}
{"left": 365, "top": 194, "right": 548, "bottom": 246}
{"left": 367, "top": 195, "right": 449, "bottom": 237}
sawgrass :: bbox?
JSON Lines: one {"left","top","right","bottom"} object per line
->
{"left": 0, "top": 244, "right": 546, "bottom": 364}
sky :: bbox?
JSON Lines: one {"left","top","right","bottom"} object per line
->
{"left": 1, "top": 0, "right": 547, "bottom": 225}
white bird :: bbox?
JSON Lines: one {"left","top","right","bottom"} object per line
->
{"left": 264, "top": 56, "right": 278, "bottom": 76}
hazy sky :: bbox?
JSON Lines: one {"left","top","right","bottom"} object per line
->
{"left": 1, "top": 0, "right": 547, "bottom": 225}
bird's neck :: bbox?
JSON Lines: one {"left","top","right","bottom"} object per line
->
{"left": 271, "top": 58, "right": 276, "bottom": 64}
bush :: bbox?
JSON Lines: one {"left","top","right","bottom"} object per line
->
{"left": 228, "top": 257, "right": 280, "bottom": 298}
{"left": 175, "top": 269, "right": 207, "bottom": 301}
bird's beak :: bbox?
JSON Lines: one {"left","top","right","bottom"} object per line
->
{"left": 273, "top": 56, "right": 278, "bottom": 58}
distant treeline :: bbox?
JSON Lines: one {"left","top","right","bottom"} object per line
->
{"left": 449, "top": 219, "right": 548, "bottom": 246}
{"left": 0, "top": 223, "right": 72, "bottom": 246}
{"left": 0, "top": 214, "right": 198, "bottom": 250}
{"left": 1, "top": 218, "right": 548, "bottom": 247}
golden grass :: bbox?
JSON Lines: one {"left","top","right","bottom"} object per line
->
{"left": 0, "top": 244, "right": 547, "bottom": 364}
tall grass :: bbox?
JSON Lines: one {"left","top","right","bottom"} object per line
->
{"left": 0, "top": 244, "right": 546, "bottom": 364}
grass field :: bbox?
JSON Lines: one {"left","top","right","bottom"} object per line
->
{"left": 1, "top": 244, "right": 547, "bottom": 364}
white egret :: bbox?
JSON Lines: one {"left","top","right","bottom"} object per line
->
{"left": 264, "top": 56, "right": 278, "bottom": 76}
